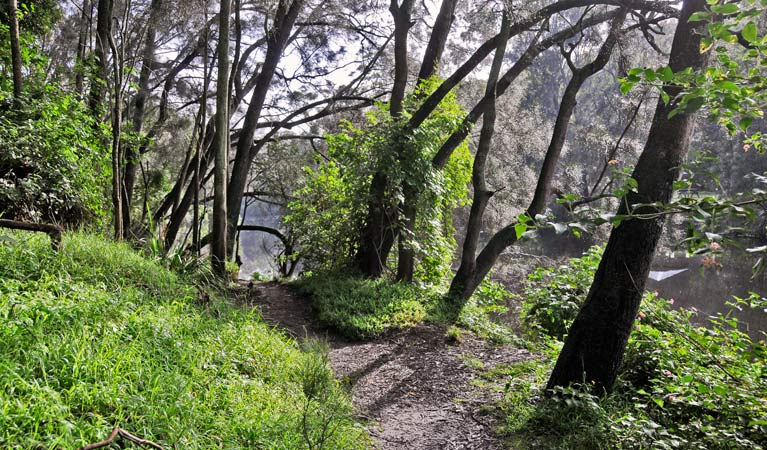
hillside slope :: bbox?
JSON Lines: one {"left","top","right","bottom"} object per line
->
{"left": 0, "top": 232, "right": 368, "bottom": 449}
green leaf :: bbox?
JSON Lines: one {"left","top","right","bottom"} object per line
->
{"left": 620, "top": 82, "right": 635, "bottom": 95}
{"left": 740, "top": 117, "right": 753, "bottom": 131}
{"left": 742, "top": 22, "right": 758, "bottom": 43}
{"left": 514, "top": 222, "right": 527, "bottom": 240}
{"left": 710, "top": 3, "right": 739, "bottom": 14}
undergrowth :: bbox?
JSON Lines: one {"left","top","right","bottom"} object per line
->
{"left": 293, "top": 272, "right": 517, "bottom": 342}
{"left": 0, "top": 231, "right": 369, "bottom": 449}
{"left": 488, "top": 247, "right": 767, "bottom": 450}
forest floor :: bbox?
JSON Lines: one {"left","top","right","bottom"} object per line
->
{"left": 238, "top": 281, "right": 535, "bottom": 450}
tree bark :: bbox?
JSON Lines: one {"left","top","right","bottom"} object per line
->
{"left": 212, "top": 0, "right": 231, "bottom": 277}
{"left": 8, "top": 0, "right": 23, "bottom": 107}
{"left": 448, "top": 11, "right": 627, "bottom": 302}
{"left": 546, "top": 0, "right": 709, "bottom": 393}
{"left": 225, "top": 0, "right": 304, "bottom": 256}
{"left": 0, "top": 219, "right": 62, "bottom": 251}
{"left": 88, "top": 0, "right": 113, "bottom": 116}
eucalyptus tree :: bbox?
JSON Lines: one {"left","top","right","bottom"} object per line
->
{"left": 547, "top": 0, "right": 710, "bottom": 393}
{"left": 212, "top": 0, "right": 230, "bottom": 277}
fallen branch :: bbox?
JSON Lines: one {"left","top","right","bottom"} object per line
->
{"left": 81, "top": 426, "right": 164, "bottom": 450}
{"left": 0, "top": 219, "right": 62, "bottom": 251}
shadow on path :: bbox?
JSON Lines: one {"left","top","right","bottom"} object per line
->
{"left": 237, "top": 281, "right": 534, "bottom": 450}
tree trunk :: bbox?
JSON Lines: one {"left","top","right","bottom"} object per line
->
{"left": 75, "top": 0, "right": 92, "bottom": 94}
{"left": 449, "top": 11, "right": 510, "bottom": 296}
{"left": 448, "top": 11, "right": 627, "bottom": 302}
{"left": 122, "top": 0, "right": 162, "bottom": 236}
{"left": 396, "top": 0, "right": 457, "bottom": 282}
{"left": 88, "top": 0, "right": 113, "bottom": 116}
{"left": 546, "top": 0, "right": 709, "bottom": 393}
{"left": 225, "top": 0, "right": 303, "bottom": 256}
{"left": 355, "top": 0, "right": 414, "bottom": 278}
{"left": 211, "top": 0, "right": 231, "bottom": 277}
{"left": 8, "top": 0, "right": 23, "bottom": 107}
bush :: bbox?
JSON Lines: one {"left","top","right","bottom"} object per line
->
{"left": 499, "top": 247, "right": 767, "bottom": 449}
{"left": 520, "top": 246, "right": 602, "bottom": 340}
{"left": 0, "top": 231, "right": 369, "bottom": 449}
{"left": 293, "top": 273, "right": 434, "bottom": 339}
{"left": 285, "top": 78, "right": 471, "bottom": 282}
{"left": 0, "top": 86, "right": 108, "bottom": 225}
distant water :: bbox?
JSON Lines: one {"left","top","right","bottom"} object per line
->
{"left": 647, "top": 254, "right": 767, "bottom": 338}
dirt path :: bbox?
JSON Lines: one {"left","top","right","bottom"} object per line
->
{"left": 239, "top": 282, "right": 533, "bottom": 450}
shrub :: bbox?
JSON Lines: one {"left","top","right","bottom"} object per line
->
{"left": 293, "top": 273, "right": 433, "bottom": 339}
{"left": 0, "top": 86, "right": 108, "bottom": 226}
{"left": 520, "top": 245, "right": 602, "bottom": 340}
{"left": 285, "top": 78, "right": 471, "bottom": 282}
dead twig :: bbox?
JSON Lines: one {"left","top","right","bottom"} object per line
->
{"left": 81, "top": 426, "right": 164, "bottom": 450}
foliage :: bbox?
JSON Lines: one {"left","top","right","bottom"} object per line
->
{"left": 497, "top": 249, "right": 767, "bottom": 449}
{"left": 0, "top": 85, "right": 108, "bottom": 225}
{"left": 285, "top": 77, "right": 471, "bottom": 282}
{"left": 292, "top": 272, "right": 433, "bottom": 339}
{"left": 0, "top": 231, "right": 368, "bottom": 449}
{"left": 519, "top": 246, "right": 603, "bottom": 340}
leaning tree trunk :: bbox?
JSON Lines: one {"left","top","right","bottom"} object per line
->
{"left": 448, "top": 11, "right": 510, "bottom": 298}
{"left": 122, "top": 0, "right": 162, "bottom": 236}
{"left": 8, "top": 0, "right": 23, "bottom": 107}
{"left": 225, "top": 0, "right": 303, "bottom": 256}
{"left": 448, "top": 11, "right": 627, "bottom": 303}
{"left": 546, "top": 0, "right": 709, "bottom": 394}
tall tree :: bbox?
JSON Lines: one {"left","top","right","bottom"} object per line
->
{"left": 122, "top": 0, "right": 163, "bottom": 236}
{"left": 74, "top": 0, "right": 91, "bottom": 94}
{"left": 212, "top": 0, "right": 231, "bottom": 277}
{"left": 88, "top": 0, "right": 113, "bottom": 115}
{"left": 546, "top": 0, "right": 710, "bottom": 393}
{"left": 225, "top": 0, "right": 304, "bottom": 255}
{"left": 396, "top": 0, "right": 458, "bottom": 282}
{"left": 8, "top": 0, "right": 23, "bottom": 107}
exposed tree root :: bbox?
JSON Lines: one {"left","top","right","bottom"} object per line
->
{"left": 80, "top": 427, "right": 164, "bottom": 450}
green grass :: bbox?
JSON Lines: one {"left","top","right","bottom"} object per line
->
{"left": 293, "top": 272, "right": 520, "bottom": 343}
{"left": 292, "top": 273, "right": 432, "bottom": 339}
{"left": 0, "top": 231, "right": 369, "bottom": 449}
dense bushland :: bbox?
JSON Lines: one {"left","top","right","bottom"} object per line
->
{"left": 493, "top": 248, "right": 767, "bottom": 449}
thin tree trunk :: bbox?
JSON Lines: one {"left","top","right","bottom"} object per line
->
{"left": 108, "top": 18, "right": 123, "bottom": 240}
{"left": 225, "top": 0, "right": 304, "bottom": 256}
{"left": 75, "top": 0, "right": 92, "bottom": 94}
{"left": 448, "top": 11, "right": 510, "bottom": 296}
{"left": 396, "top": 0, "right": 457, "bottom": 282}
{"left": 448, "top": 11, "right": 627, "bottom": 302}
{"left": 194, "top": 2, "right": 211, "bottom": 256}
{"left": 546, "top": 0, "right": 709, "bottom": 393}
{"left": 211, "top": 0, "right": 230, "bottom": 277}
{"left": 122, "top": 0, "right": 162, "bottom": 236}
{"left": 8, "top": 0, "right": 23, "bottom": 107}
